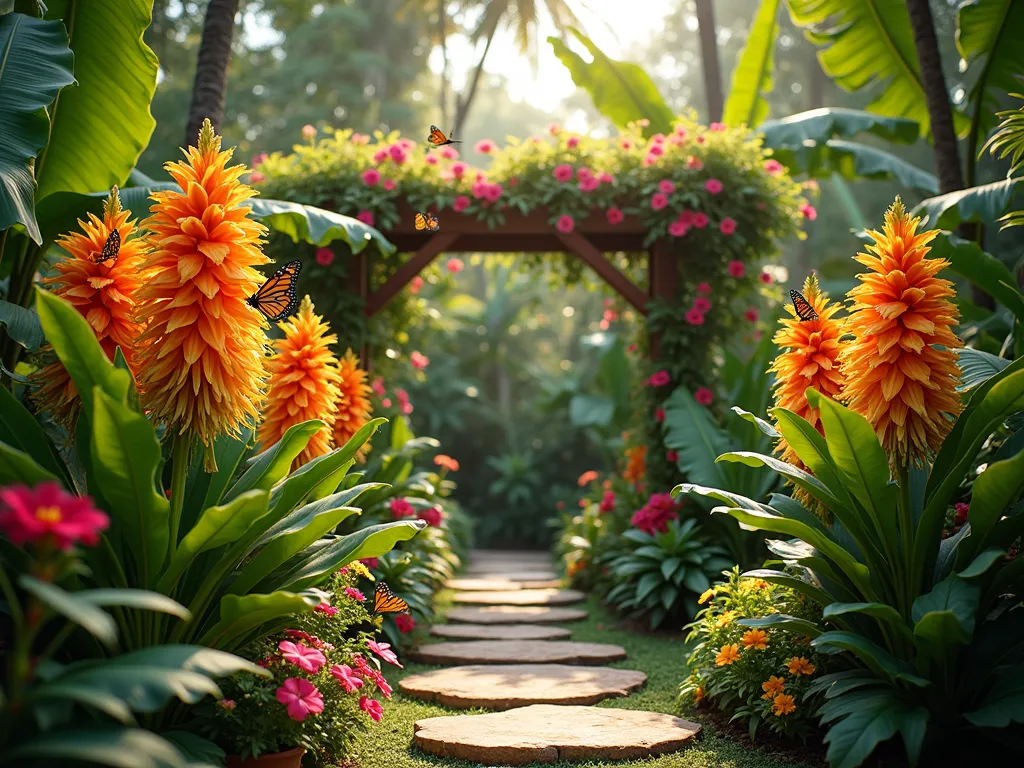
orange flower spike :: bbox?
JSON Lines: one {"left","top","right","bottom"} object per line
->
{"left": 257, "top": 296, "right": 342, "bottom": 470}
{"left": 32, "top": 187, "right": 146, "bottom": 431}
{"left": 769, "top": 272, "right": 846, "bottom": 465}
{"left": 133, "top": 120, "right": 271, "bottom": 467}
{"left": 332, "top": 349, "right": 373, "bottom": 459}
{"left": 839, "top": 197, "right": 963, "bottom": 468}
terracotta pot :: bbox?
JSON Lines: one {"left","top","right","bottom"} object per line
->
{"left": 226, "top": 747, "right": 304, "bottom": 768}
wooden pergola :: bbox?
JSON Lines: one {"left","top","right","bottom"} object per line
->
{"left": 348, "top": 201, "right": 679, "bottom": 326}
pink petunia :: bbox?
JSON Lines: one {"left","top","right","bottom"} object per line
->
{"left": 475, "top": 138, "right": 497, "bottom": 154}
{"left": 359, "top": 695, "right": 384, "bottom": 722}
{"left": 344, "top": 587, "right": 366, "bottom": 602}
{"left": 692, "top": 212, "right": 709, "bottom": 228}
{"left": 553, "top": 164, "right": 574, "bottom": 183}
{"left": 276, "top": 678, "right": 324, "bottom": 722}
{"left": 659, "top": 179, "right": 676, "bottom": 194}
{"left": 606, "top": 207, "right": 625, "bottom": 225}
{"left": 668, "top": 221, "right": 688, "bottom": 237}
{"left": 650, "top": 133, "right": 666, "bottom": 144}
{"left": 556, "top": 214, "right": 575, "bottom": 233}
{"left": 650, "top": 193, "right": 668, "bottom": 210}
{"left": 719, "top": 217, "right": 737, "bottom": 235}
{"left": 316, "top": 248, "right": 334, "bottom": 267}
{"left": 389, "top": 146, "right": 407, "bottom": 165}
{"left": 599, "top": 172, "right": 614, "bottom": 184}
{"left": 451, "top": 162, "right": 468, "bottom": 178}
{"left": 361, "top": 169, "right": 380, "bottom": 186}
{"left": 648, "top": 144, "right": 664, "bottom": 157}
{"left": 484, "top": 183, "right": 503, "bottom": 202}
{"left": 447, "top": 257, "right": 464, "bottom": 273}
{"left": 278, "top": 640, "right": 326, "bottom": 673}
{"left": 331, "top": 664, "right": 364, "bottom": 693}
{"left": 685, "top": 308, "right": 705, "bottom": 326}
{"left": 367, "top": 639, "right": 403, "bottom": 668}
{"left": 357, "top": 210, "right": 375, "bottom": 226}
{"left": 727, "top": 260, "right": 745, "bottom": 278}
{"left": 0, "top": 483, "right": 108, "bottom": 551}
{"left": 705, "top": 178, "right": 723, "bottom": 195}
{"left": 410, "top": 351, "right": 430, "bottom": 369}
{"left": 695, "top": 387, "right": 714, "bottom": 406}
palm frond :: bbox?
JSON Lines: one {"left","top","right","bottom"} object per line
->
{"left": 982, "top": 91, "right": 1024, "bottom": 229}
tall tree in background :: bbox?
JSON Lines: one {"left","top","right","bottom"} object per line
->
{"left": 694, "top": 0, "right": 723, "bottom": 122}
{"left": 186, "top": 0, "right": 240, "bottom": 142}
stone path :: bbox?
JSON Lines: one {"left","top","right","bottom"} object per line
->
{"left": 404, "top": 549, "right": 701, "bottom": 764}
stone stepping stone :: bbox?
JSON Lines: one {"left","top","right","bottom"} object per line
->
{"left": 464, "top": 569, "right": 558, "bottom": 582}
{"left": 447, "top": 606, "right": 587, "bottom": 624}
{"left": 452, "top": 589, "right": 585, "bottom": 606}
{"left": 414, "top": 704, "right": 701, "bottom": 765}
{"left": 430, "top": 623, "right": 572, "bottom": 641}
{"left": 446, "top": 577, "right": 564, "bottom": 591}
{"left": 400, "top": 664, "right": 646, "bottom": 709}
{"left": 466, "top": 561, "right": 553, "bottom": 575}
{"left": 469, "top": 550, "right": 552, "bottom": 562}
{"left": 409, "top": 640, "right": 626, "bottom": 666}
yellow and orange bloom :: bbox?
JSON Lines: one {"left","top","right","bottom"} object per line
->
{"left": 716, "top": 610, "right": 739, "bottom": 628}
{"left": 761, "top": 675, "right": 786, "bottom": 700}
{"left": 577, "top": 470, "right": 599, "bottom": 487}
{"left": 839, "top": 198, "right": 963, "bottom": 468}
{"left": 741, "top": 629, "right": 768, "bottom": 650}
{"left": 332, "top": 349, "right": 373, "bottom": 459}
{"left": 434, "top": 454, "right": 460, "bottom": 472}
{"left": 693, "top": 684, "right": 705, "bottom": 704}
{"left": 257, "top": 296, "right": 342, "bottom": 469}
{"left": 715, "top": 643, "right": 741, "bottom": 666}
{"left": 32, "top": 187, "right": 145, "bottom": 432}
{"left": 769, "top": 272, "right": 846, "bottom": 466}
{"left": 786, "top": 656, "right": 816, "bottom": 676}
{"left": 771, "top": 693, "right": 796, "bottom": 716}
{"left": 623, "top": 444, "right": 647, "bottom": 483}
{"left": 698, "top": 588, "right": 715, "bottom": 605}
{"left": 133, "top": 120, "right": 270, "bottom": 467}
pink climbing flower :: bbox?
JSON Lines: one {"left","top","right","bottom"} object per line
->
{"left": 668, "top": 221, "right": 688, "bottom": 237}
{"left": 556, "top": 215, "right": 575, "bottom": 233}
{"left": 705, "top": 178, "right": 723, "bottom": 195}
{"left": 453, "top": 195, "right": 470, "bottom": 213}
{"left": 801, "top": 203, "right": 818, "bottom": 220}
{"left": 692, "top": 212, "right": 709, "bottom": 228}
{"left": 764, "top": 159, "right": 783, "bottom": 174}
{"left": 395, "top": 614, "right": 416, "bottom": 634}
{"left": 440, "top": 146, "right": 459, "bottom": 160}
{"left": 390, "top": 498, "right": 415, "bottom": 519}
{"left": 409, "top": 275, "right": 424, "bottom": 295}
{"left": 451, "top": 162, "right": 468, "bottom": 178}
{"left": 475, "top": 138, "right": 497, "bottom": 154}
{"left": 360, "top": 696, "right": 384, "bottom": 722}
{"left": 606, "top": 207, "right": 625, "bottom": 225}
{"left": 410, "top": 351, "right": 430, "bottom": 370}
{"left": 382, "top": 178, "right": 396, "bottom": 191}
{"left": 331, "top": 664, "right": 364, "bottom": 693}
{"left": 316, "top": 248, "right": 334, "bottom": 267}
{"left": 579, "top": 177, "right": 599, "bottom": 192}
{"left": 759, "top": 271, "right": 773, "bottom": 284}
{"left": 278, "top": 641, "right": 326, "bottom": 674}
{"left": 276, "top": 678, "right": 323, "bottom": 722}
{"left": 695, "top": 387, "right": 714, "bottom": 406}
{"left": 693, "top": 297, "right": 711, "bottom": 313}
{"left": 356, "top": 210, "right": 374, "bottom": 226}
{"left": 685, "top": 308, "right": 705, "bottom": 326}
{"left": 647, "top": 370, "right": 671, "bottom": 387}
{"left": 567, "top": 135, "right": 581, "bottom": 149}
{"left": 719, "top": 217, "right": 737, "bottom": 235}
{"left": 655, "top": 408, "right": 666, "bottom": 423}
{"left": 447, "top": 258, "right": 464, "bottom": 273}
{"left": 727, "top": 260, "right": 745, "bottom": 278}
{"left": 344, "top": 587, "right": 366, "bottom": 602}
{"left": 361, "top": 169, "right": 380, "bottom": 186}
{"left": 249, "top": 171, "right": 265, "bottom": 184}
{"left": 697, "top": 282, "right": 712, "bottom": 295}
{"left": 553, "top": 164, "right": 574, "bottom": 182}
{"left": 659, "top": 180, "right": 676, "bottom": 194}
{"left": 650, "top": 193, "right": 668, "bottom": 210}
{"left": 367, "top": 639, "right": 403, "bottom": 668}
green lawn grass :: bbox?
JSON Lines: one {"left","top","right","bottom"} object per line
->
{"left": 353, "top": 592, "right": 822, "bottom": 768}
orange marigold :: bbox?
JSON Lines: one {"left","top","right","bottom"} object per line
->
{"left": 623, "top": 444, "right": 647, "bottom": 483}
{"left": 771, "top": 693, "right": 796, "bottom": 716}
{"left": 133, "top": 120, "right": 270, "bottom": 467}
{"left": 333, "top": 349, "right": 373, "bottom": 458}
{"left": 741, "top": 629, "right": 768, "bottom": 650}
{"left": 715, "top": 643, "right": 741, "bottom": 666}
{"left": 839, "top": 198, "right": 963, "bottom": 468}
{"left": 761, "top": 675, "right": 786, "bottom": 700}
{"left": 786, "top": 656, "right": 816, "bottom": 676}
{"left": 32, "top": 187, "right": 145, "bottom": 432}
{"left": 257, "top": 295, "right": 341, "bottom": 470}
{"left": 769, "top": 272, "right": 845, "bottom": 470}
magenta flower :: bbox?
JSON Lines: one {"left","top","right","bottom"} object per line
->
{"left": 727, "top": 260, "right": 745, "bottom": 278}
{"left": 759, "top": 271, "right": 773, "bottom": 284}
{"left": 440, "top": 146, "right": 459, "bottom": 160}
{"left": 249, "top": 171, "right": 265, "bottom": 184}
{"left": 447, "top": 257, "right": 464, "bottom": 274}
{"left": 599, "top": 171, "right": 614, "bottom": 184}
{"left": 668, "top": 221, "right": 688, "bottom": 237}
{"left": 315, "top": 602, "right": 338, "bottom": 616}
{"left": 367, "top": 639, "right": 403, "bottom": 668}
{"left": 418, "top": 507, "right": 443, "bottom": 527}
{"left": 579, "top": 177, "right": 599, "bottom": 192}
{"left": 331, "top": 664, "right": 365, "bottom": 693}
{"left": 674, "top": 124, "right": 687, "bottom": 137}
{"left": 553, "top": 164, "right": 573, "bottom": 182}
{"left": 678, "top": 210, "right": 695, "bottom": 226}
{"left": 705, "top": 178, "right": 723, "bottom": 194}
{"left": 372, "top": 148, "right": 388, "bottom": 164}
{"left": 655, "top": 408, "right": 666, "bottom": 423}
{"left": 692, "top": 212, "right": 709, "bottom": 228}
{"left": 395, "top": 613, "right": 416, "bottom": 634}
{"left": 276, "top": 678, "right": 324, "bottom": 722}
{"left": 359, "top": 695, "right": 384, "bottom": 721}
{"left": 451, "top": 162, "right": 468, "bottom": 178}
{"left": 621, "top": 138, "right": 633, "bottom": 149}
{"left": 278, "top": 640, "right": 326, "bottom": 673}
{"left": 606, "top": 207, "right": 625, "bottom": 225}
{"left": 556, "top": 214, "right": 575, "bottom": 233}
{"left": 764, "top": 159, "right": 783, "bottom": 174}
{"left": 316, "top": 247, "right": 334, "bottom": 266}
{"left": 647, "top": 370, "right": 671, "bottom": 387}
{"left": 371, "top": 377, "right": 386, "bottom": 396}
{"left": 567, "top": 136, "right": 581, "bottom": 148}
{"left": 0, "top": 483, "right": 108, "bottom": 551}
{"left": 484, "top": 183, "right": 503, "bottom": 202}
{"left": 666, "top": 450, "right": 679, "bottom": 462}
{"left": 361, "top": 169, "right": 380, "bottom": 186}
{"left": 410, "top": 351, "right": 430, "bottom": 370}
{"left": 695, "top": 387, "right": 714, "bottom": 406}
{"left": 252, "top": 153, "right": 268, "bottom": 165}
{"left": 650, "top": 193, "right": 668, "bottom": 210}
{"left": 409, "top": 275, "right": 424, "bottom": 295}
{"left": 388, "top": 144, "right": 407, "bottom": 164}
{"left": 425, "top": 153, "right": 439, "bottom": 165}
{"left": 357, "top": 210, "right": 374, "bottom": 226}
{"left": 719, "top": 217, "right": 737, "bottom": 235}
{"left": 697, "top": 282, "right": 712, "bottom": 295}
{"left": 372, "top": 671, "right": 393, "bottom": 699}
{"left": 599, "top": 490, "right": 616, "bottom": 513}
{"left": 344, "top": 587, "right": 366, "bottom": 602}
{"left": 693, "top": 297, "right": 711, "bottom": 313}
{"left": 475, "top": 138, "right": 497, "bottom": 154}
{"left": 390, "top": 498, "right": 415, "bottom": 519}
{"left": 710, "top": 122, "right": 726, "bottom": 132}
{"left": 744, "top": 308, "right": 759, "bottom": 323}
{"left": 800, "top": 203, "right": 818, "bottom": 220}
{"left": 382, "top": 178, "right": 396, "bottom": 191}
{"left": 684, "top": 308, "right": 705, "bottom": 326}
{"left": 453, "top": 195, "right": 470, "bottom": 213}
{"left": 659, "top": 179, "right": 676, "bottom": 194}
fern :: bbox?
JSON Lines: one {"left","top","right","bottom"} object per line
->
{"left": 982, "top": 91, "right": 1024, "bottom": 229}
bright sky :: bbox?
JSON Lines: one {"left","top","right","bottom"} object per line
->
{"left": 439, "top": 0, "right": 676, "bottom": 113}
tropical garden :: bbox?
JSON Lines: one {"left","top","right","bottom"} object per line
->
{"left": 1, "top": 0, "right": 1023, "bottom": 766}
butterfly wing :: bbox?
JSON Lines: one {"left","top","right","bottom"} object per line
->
{"left": 790, "top": 289, "right": 819, "bottom": 322}
{"left": 414, "top": 212, "right": 428, "bottom": 230}
{"left": 373, "top": 582, "right": 410, "bottom": 614}
{"left": 427, "top": 214, "right": 440, "bottom": 231}
{"left": 248, "top": 260, "right": 302, "bottom": 321}
{"left": 427, "top": 125, "right": 448, "bottom": 146}
{"left": 95, "top": 230, "right": 120, "bottom": 263}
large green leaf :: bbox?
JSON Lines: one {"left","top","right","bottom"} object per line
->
{"left": 199, "top": 591, "right": 321, "bottom": 649}
{"left": 0, "top": 300, "right": 44, "bottom": 350}
{"left": 0, "top": 441, "right": 63, "bottom": 487}
{"left": 548, "top": 28, "right": 674, "bottom": 136}
{"left": 767, "top": 139, "right": 938, "bottom": 192}
{"left": 723, "top": 0, "right": 780, "bottom": 127}
{"left": 964, "top": 667, "right": 1024, "bottom": 727}
{"left": 76, "top": 589, "right": 190, "bottom": 621}
{"left": 91, "top": 389, "right": 169, "bottom": 587}
{"left": 929, "top": 235, "right": 1024, "bottom": 326}
{"left": 912, "top": 178, "right": 1020, "bottom": 230}
{"left": 812, "top": 630, "right": 928, "bottom": 686}
{"left": 0, "top": 13, "right": 74, "bottom": 243}
{"left": 957, "top": 444, "right": 1024, "bottom": 564}
{"left": 957, "top": 347, "right": 1013, "bottom": 390}
{"left": 785, "top": 0, "right": 961, "bottom": 137}
{"left": 35, "top": 0, "right": 158, "bottom": 203}
{"left": 223, "top": 420, "right": 324, "bottom": 503}
{"left": 568, "top": 394, "right": 614, "bottom": 428}
{"left": 759, "top": 107, "right": 923, "bottom": 145}
{"left": 6, "top": 727, "right": 193, "bottom": 768}
{"left": 249, "top": 198, "right": 393, "bottom": 254}
{"left": 820, "top": 691, "right": 929, "bottom": 768}
{"left": 19, "top": 575, "right": 117, "bottom": 648}
{"left": 957, "top": 0, "right": 1024, "bottom": 146}
{"left": 663, "top": 387, "right": 731, "bottom": 488}
{"left": 0, "top": 380, "right": 67, "bottom": 482}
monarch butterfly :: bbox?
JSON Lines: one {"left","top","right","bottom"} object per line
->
{"left": 95, "top": 230, "right": 120, "bottom": 263}
{"left": 414, "top": 212, "right": 440, "bottom": 231}
{"left": 790, "top": 289, "right": 819, "bottom": 322}
{"left": 427, "top": 125, "right": 461, "bottom": 147}
{"left": 372, "top": 582, "right": 409, "bottom": 615}
{"left": 246, "top": 260, "right": 302, "bottom": 321}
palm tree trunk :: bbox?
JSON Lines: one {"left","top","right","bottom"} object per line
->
{"left": 185, "top": 0, "right": 239, "bottom": 144}
{"left": 438, "top": 0, "right": 449, "bottom": 127}
{"left": 694, "top": 0, "right": 724, "bottom": 123}
{"left": 453, "top": 17, "right": 499, "bottom": 137}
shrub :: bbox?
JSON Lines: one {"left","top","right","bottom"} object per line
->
{"left": 680, "top": 568, "right": 830, "bottom": 741}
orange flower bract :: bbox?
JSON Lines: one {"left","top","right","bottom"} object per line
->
{"left": 839, "top": 198, "right": 963, "bottom": 468}
{"left": 332, "top": 349, "right": 373, "bottom": 458}
{"left": 133, "top": 120, "right": 270, "bottom": 466}
{"left": 257, "top": 295, "right": 341, "bottom": 470}
{"left": 32, "top": 187, "right": 145, "bottom": 432}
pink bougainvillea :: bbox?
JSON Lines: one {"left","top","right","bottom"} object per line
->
{"left": 685, "top": 308, "right": 705, "bottom": 326}
{"left": 361, "top": 169, "right": 380, "bottom": 186}
{"left": 606, "top": 207, "right": 625, "bottom": 225}
{"left": 556, "top": 214, "right": 575, "bottom": 233}
{"left": 727, "top": 260, "right": 746, "bottom": 278}
{"left": 719, "top": 217, "right": 737, "bottom": 235}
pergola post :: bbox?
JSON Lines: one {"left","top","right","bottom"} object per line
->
{"left": 555, "top": 231, "right": 649, "bottom": 315}
{"left": 648, "top": 240, "right": 678, "bottom": 360}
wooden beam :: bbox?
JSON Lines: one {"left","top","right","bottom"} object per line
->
{"left": 555, "top": 231, "right": 650, "bottom": 315}
{"left": 345, "top": 250, "right": 371, "bottom": 371}
{"left": 365, "top": 231, "right": 460, "bottom": 317}
{"left": 648, "top": 240, "right": 678, "bottom": 359}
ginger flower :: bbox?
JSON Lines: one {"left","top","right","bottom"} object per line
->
{"left": 32, "top": 187, "right": 145, "bottom": 432}
{"left": 839, "top": 198, "right": 963, "bottom": 468}
{"left": 332, "top": 349, "right": 373, "bottom": 458}
{"left": 257, "top": 296, "right": 341, "bottom": 469}
{"left": 133, "top": 120, "right": 271, "bottom": 468}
